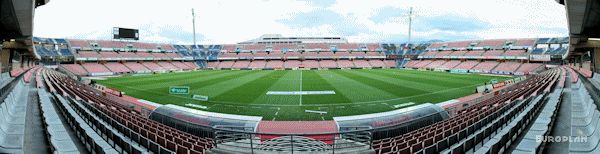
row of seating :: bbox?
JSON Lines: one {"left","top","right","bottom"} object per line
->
{"left": 9, "top": 66, "right": 33, "bottom": 77}
{"left": 64, "top": 91, "right": 150, "bottom": 153}
{"left": 470, "top": 61, "right": 499, "bottom": 72}
{"left": 570, "top": 65, "right": 594, "bottom": 78}
{"left": 61, "top": 62, "right": 198, "bottom": 76}
{"left": 43, "top": 69, "right": 213, "bottom": 153}
{"left": 473, "top": 92, "right": 546, "bottom": 154}
{"left": 76, "top": 51, "right": 183, "bottom": 59}
{"left": 428, "top": 39, "right": 536, "bottom": 49}
{"left": 569, "top": 80, "right": 600, "bottom": 153}
{"left": 512, "top": 85, "right": 562, "bottom": 153}
{"left": 0, "top": 79, "right": 28, "bottom": 153}
{"left": 208, "top": 60, "right": 397, "bottom": 69}
{"left": 219, "top": 51, "right": 385, "bottom": 58}
{"left": 419, "top": 50, "right": 528, "bottom": 58}
{"left": 492, "top": 62, "right": 521, "bottom": 73}
{"left": 471, "top": 69, "right": 561, "bottom": 153}
{"left": 38, "top": 89, "right": 79, "bottom": 153}
{"left": 23, "top": 67, "right": 40, "bottom": 83}
{"left": 405, "top": 60, "right": 543, "bottom": 74}
{"left": 371, "top": 68, "right": 559, "bottom": 154}
{"left": 68, "top": 39, "right": 175, "bottom": 51}
{"left": 51, "top": 91, "right": 121, "bottom": 153}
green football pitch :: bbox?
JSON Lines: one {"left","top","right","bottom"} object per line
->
{"left": 96, "top": 69, "right": 509, "bottom": 120}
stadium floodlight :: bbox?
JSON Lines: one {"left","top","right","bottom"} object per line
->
{"left": 192, "top": 8, "right": 197, "bottom": 48}
{"left": 408, "top": 7, "right": 413, "bottom": 48}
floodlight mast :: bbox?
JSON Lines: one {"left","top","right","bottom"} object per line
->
{"left": 408, "top": 7, "right": 413, "bottom": 48}
{"left": 192, "top": 8, "right": 197, "bottom": 47}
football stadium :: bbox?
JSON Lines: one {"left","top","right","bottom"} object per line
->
{"left": 2, "top": 0, "right": 600, "bottom": 153}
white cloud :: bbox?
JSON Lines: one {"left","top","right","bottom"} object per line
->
{"left": 34, "top": 0, "right": 568, "bottom": 44}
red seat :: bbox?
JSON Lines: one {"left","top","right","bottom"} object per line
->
{"left": 157, "top": 136, "right": 166, "bottom": 147}
{"left": 166, "top": 141, "right": 177, "bottom": 151}
{"left": 399, "top": 147, "right": 411, "bottom": 154}
{"left": 176, "top": 145, "right": 189, "bottom": 154}
{"left": 411, "top": 142, "right": 423, "bottom": 153}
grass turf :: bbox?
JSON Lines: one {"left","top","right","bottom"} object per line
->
{"left": 96, "top": 69, "right": 509, "bottom": 120}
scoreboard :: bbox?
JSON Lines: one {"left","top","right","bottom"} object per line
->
{"left": 113, "top": 27, "right": 139, "bottom": 40}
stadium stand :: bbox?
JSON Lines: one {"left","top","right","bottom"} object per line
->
{"left": 142, "top": 62, "right": 165, "bottom": 71}
{"left": 369, "top": 60, "right": 386, "bottom": 68}
{"left": 353, "top": 60, "right": 372, "bottom": 68}
{"left": 464, "top": 50, "right": 485, "bottom": 57}
{"left": 503, "top": 50, "right": 528, "bottom": 57}
{"left": 266, "top": 60, "right": 284, "bottom": 69}
{"left": 207, "top": 61, "right": 219, "bottom": 68}
{"left": 482, "top": 50, "right": 504, "bottom": 57}
{"left": 218, "top": 61, "right": 235, "bottom": 69}
{"left": 337, "top": 60, "right": 355, "bottom": 68}
{"left": 425, "top": 60, "right": 446, "bottom": 69}
{"left": 449, "top": 51, "right": 467, "bottom": 56}
{"left": 511, "top": 72, "right": 563, "bottom": 153}
{"left": 284, "top": 60, "right": 301, "bottom": 69}
{"left": 0, "top": 79, "right": 29, "bottom": 152}
{"left": 77, "top": 51, "right": 100, "bottom": 58}
{"left": 371, "top": 68, "right": 559, "bottom": 154}
{"left": 450, "top": 61, "right": 479, "bottom": 70}
{"left": 248, "top": 61, "right": 267, "bottom": 69}
{"left": 104, "top": 63, "right": 132, "bottom": 73}
{"left": 60, "top": 64, "right": 88, "bottom": 76}
{"left": 81, "top": 63, "right": 111, "bottom": 74}
{"left": 303, "top": 60, "right": 320, "bottom": 68}
{"left": 515, "top": 63, "right": 543, "bottom": 74}
{"left": 471, "top": 61, "right": 499, "bottom": 72}
{"left": 492, "top": 62, "right": 522, "bottom": 73}
{"left": 157, "top": 62, "right": 179, "bottom": 70}
{"left": 319, "top": 60, "right": 338, "bottom": 68}
{"left": 384, "top": 60, "right": 396, "bottom": 68}
{"left": 438, "top": 61, "right": 462, "bottom": 70}
{"left": 232, "top": 61, "right": 251, "bottom": 69}
{"left": 124, "top": 62, "right": 151, "bottom": 72}
{"left": 38, "top": 89, "right": 80, "bottom": 153}
{"left": 41, "top": 68, "right": 214, "bottom": 153}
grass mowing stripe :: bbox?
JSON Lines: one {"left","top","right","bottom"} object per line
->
{"left": 315, "top": 70, "right": 398, "bottom": 102}
{"left": 102, "top": 70, "right": 226, "bottom": 84}
{"left": 251, "top": 70, "right": 301, "bottom": 105}
{"left": 332, "top": 70, "right": 429, "bottom": 96}
{"left": 352, "top": 69, "right": 449, "bottom": 91}
{"left": 361, "top": 69, "right": 467, "bottom": 89}
{"left": 101, "top": 70, "right": 260, "bottom": 106}
{"left": 369, "top": 69, "right": 472, "bottom": 85}
{"left": 107, "top": 70, "right": 254, "bottom": 93}
{"left": 98, "top": 70, "right": 228, "bottom": 87}
{"left": 301, "top": 70, "right": 353, "bottom": 105}
{"left": 390, "top": 69, "right": 506, "bottom": 82}
{"left": 143, "top": 70, "right": 268, "bottom": 107}
{"left": 211, "top": 71, "right": 286, "bottom": 103}
{"left": 209, "top": 71, "right": 279, "bottom": 102}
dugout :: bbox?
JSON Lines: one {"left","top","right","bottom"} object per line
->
{"left": 149, "top": 104, "right": 262, "bottom": 138}
{"left": 333, "top": 103, "right": 449, "bottom": 140}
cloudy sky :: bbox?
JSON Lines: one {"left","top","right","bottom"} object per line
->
{"left": 33, "top": 0, "right": 568, "bottom": 44}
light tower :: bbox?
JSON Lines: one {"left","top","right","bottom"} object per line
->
{"left": 192, "top": 8, "right": 197, "bottom": 47}
{"left": 407, "top": 7, "right": 413, "bottom": 48}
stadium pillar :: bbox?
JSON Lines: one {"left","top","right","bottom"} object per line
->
{"left": 0, "top": 48, "right": 12, "bottom": 73}
{"left": 594, "top": 48, "right": 600, "bottom": 74}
